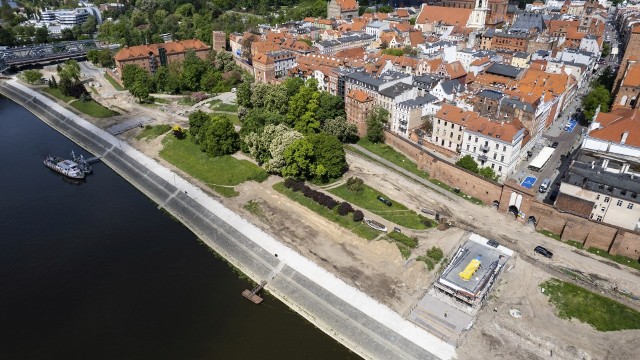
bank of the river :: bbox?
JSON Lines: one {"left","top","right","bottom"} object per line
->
{"left": 0, "top": 79, "right": 456, "bottom": 360}
{"left": 0, "top": 96, "right": 356, "bottom": 359}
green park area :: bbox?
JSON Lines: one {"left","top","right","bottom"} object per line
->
{"left": 136, "top": 124, "right": 172, "bottom": 141}
{"left": 354, "top": 138, "right": 429, "bottom": 180}
{"left": 160, "top": 135, "right": 268, "bottom": 197}
{"left": 104, "top": 73, "right": 124, "bottom": 91}
{"left": 44, "top": 86, "right": 117, "bottom": 118}
{"left": 328, "top": 182, "right": 434, "bottom": 229}
{"left": 541, "top": 278, "right": 640, "bottom": 332}
{"left": 273, "top": 182, "right": 381, "bottom": 240}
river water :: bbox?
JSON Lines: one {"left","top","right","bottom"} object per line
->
{"left": 0, "top": 97, "right": 357, "bottom": 359}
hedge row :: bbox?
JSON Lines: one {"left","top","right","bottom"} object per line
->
{"left": 284, "top": 178, "right": 363, "bottom": 222}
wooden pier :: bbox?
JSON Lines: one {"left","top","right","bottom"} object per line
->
{"left": 242, "top": 280, "right": 267, "bottom": 304}
{"left": 242, "top": 261, "right": 286, "bottom": 305}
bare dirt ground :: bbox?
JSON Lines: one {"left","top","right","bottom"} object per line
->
{"left": 65, "top": 68, "right": 640, "bottom": 359}
{"left": 458, "top": 257, "right": 638, "bottom": 360}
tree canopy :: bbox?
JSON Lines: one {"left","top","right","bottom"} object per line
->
{"left": 456, "top": 155, "right": 479, "bottom": 173}
{"left": 366, "top": 107, "right": 389, "bottom": 143}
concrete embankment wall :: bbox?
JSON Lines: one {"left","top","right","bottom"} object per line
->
{"left": 0, "top": 81, "right": 455, "bottom": 360}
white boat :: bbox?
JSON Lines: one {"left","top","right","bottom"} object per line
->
{"left": 43, "top": 156, "right": 85, "bottom": 179}
{"left": 364, "top": 218, "right": 387, "bottom": 232}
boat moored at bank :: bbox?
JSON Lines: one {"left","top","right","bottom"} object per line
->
{"left": 43, "top": 156, "right": 85, "bottom": 179}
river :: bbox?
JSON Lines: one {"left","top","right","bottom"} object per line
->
{"left": 0, "top": 96, "right": 357, "bottom": 359}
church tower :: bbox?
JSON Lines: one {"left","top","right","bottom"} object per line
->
{"left": 467, "top": 0, "right": 489, "bottom": 30}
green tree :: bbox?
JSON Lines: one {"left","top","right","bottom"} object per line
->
{"left": 308, "top": 132, "right": 347, "bottom": 181}
{"left": 478, "top": 166, "right": 498, "bottom": 180}
{"left": 602, "top": 42, "right": 611, "bottom": 58}
{"left": 122, "top": 64, "right": 152, "bottom": 101}
{"left": 236, "top": 79, "right": 253, "bottom": 108}
{"left": 316, "top": 92, "right": 345, "bottom": 124}
{"left": 59, "top": 60, "right": 81, "bottom": 83}
{"left": 21, "top": 69, "right": 43, "bottom": 84}
{"left": 282, "top": 138, "right": 315, "bottom": 180}
{"left": 322, "top": 116, "right": 358, "bottom": 143}
{"left": 188, "top": 110, "right": 211, "bottom": 144}
{"left": 281, "top": 77, "right": 304, "bottom": 98}
{"left": 200, "top": 69, "right": 221, "bottom": 92}
{"left": 295, "top": 92, "right": 321, "bottom": 134}
{"left": 366, "top": 107, "right": 388, "bottom": 143}
{"left": 0, "top": 26, "right": 16, "bottom": 46}
{"left": 382, "top": 48, "right": 404, "bottom": 56}
{"left": 456, "top": 155, "right": 479, "bottom": 173}
{"left": 201, "top": 116, "right": 240, "bottom": 156}
{"left": 582, "top": 85, "right": 611, "bottom": 121}
{"left": 262, "top": 84, "right": 289, "bottom": 114}
{"left": 34, "top": 26, "right": 49, "bottom": 43}
{"left": 287, "top": 79, "right": 317, "bottom": 126}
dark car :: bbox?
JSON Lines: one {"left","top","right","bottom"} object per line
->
{"left": 551, "top": 141, "right": 559, "bottom": 148}
{"left": 534, "top": 246, "right": 553, "bottom": 258}
{"left": 377, "top": 195, "right": 392, "bottom": 207}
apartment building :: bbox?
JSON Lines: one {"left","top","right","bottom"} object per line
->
{"left": 114, "top": 39, "right": 210, "bottom": 78}
{"left": 392, "top": 94, "right": 439, "bottom": 138}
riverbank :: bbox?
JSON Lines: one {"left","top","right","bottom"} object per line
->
{"left": 0, "top": 79, "right": 456, "bottom": 360}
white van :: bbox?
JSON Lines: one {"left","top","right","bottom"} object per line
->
{"left": 539, "top": 179, "right": 551, "bottom": 193}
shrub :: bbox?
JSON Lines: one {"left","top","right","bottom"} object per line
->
{"left": 326, "top": 198, "right": 339, "bottom": 209}
{"left": 426, "top": 247, "right": 444, "bottom": 262}
{"left": 190, "top": 92, "right": 209, "bottom": 103}
{"left": 337, "top": 202, "right": 354, "bottom": 216}
{"left": 290, "top": 180, "right": 304, "bottom": 192}
{"left": 302, "top": 187, "right": 314, "bottom": 198}
{"left": 353, "top": 210, "right": 364, "bottom": 222}
{"left": 346, "top": 177, "right": 364, "bottom": 193}
{"left": 284, "top": 178, "right": 295, "bottom": 188}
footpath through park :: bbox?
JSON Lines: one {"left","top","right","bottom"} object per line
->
{"left": 0, "top": 79, "right": 457, "bottom": 360}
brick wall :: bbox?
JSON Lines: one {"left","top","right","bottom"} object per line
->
{"left": 382, "top": 131, "right": 640, "bottom": 258}
{"left": 234, "top": 57, "right": 254, "bottom": 74}
{"left": 610, "top": 231, "right": 640, "bottom": 260}
{"left": 384, "top": 131, "right": 503, "bottom": 204}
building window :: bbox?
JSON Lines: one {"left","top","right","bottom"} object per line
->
{"left": 596, "top": 216, "right": 603, "bottom": 221}
{"left": 628, "top": 203, "right": 634, "bottom": 209}
{"left": 617, "top": 200, "right": 623, "bottom": 206}
{"left": 438, "top": 119, "right": 441, "bottom": 124}
{"left": 451, "top": 124, "right": 454, "bottom": 129}
{"left": 593, "top": 204, "right": 598, "bottom": 209}
{"left": 491, "top": 163, "right": 495, "bottom": 169}
{"left": 473, "top": 147, "right": 476, "bottom": 152}
{"left": 468, "top": 135, "right": 471, "bottom": 140}
{"left": 596, "top": 194, "right": 600, "bottom": 200}
{"left": 604, "top": 197, "right": 610, "bottom": 203}
{"left": 475, "top": 137, "right": 478, "bottom": 143}
{"left": 495, "top": 144, "right": 499, "bottom": 149}
{"left": 498, "top": 166, "right": 502, "bottom": 171}
{"left": 466, "top": 144, "right": 470, "bottom": 151}
{"left": 500, "top": 155, "right": 504, "bottom": 162}
{"left": 458, "top": 135, "right": 461, "bottom": 141}
{"left": 503, "top": 145, "right": 506, "bottom": 151}
{"left": 493, "top": 153, "right": 497, "bottom": 159}
{"left": 601, "top": 206, "right": 606, "bottom": 212}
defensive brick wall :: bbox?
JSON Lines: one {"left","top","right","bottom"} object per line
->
{"left": 383, "top": 131, "right": 640, "bottom": 260}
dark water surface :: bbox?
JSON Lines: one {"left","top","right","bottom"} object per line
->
{"left": 0, "top": 97, "right": 356, "bottom": 359}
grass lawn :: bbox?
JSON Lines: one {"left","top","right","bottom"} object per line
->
{"left": 209, "top": 99, "right": 238, "bottom": 112}
{"left": 150, "top": 96, "right": 169, "bottom": 104}
{"left": 43, "top": 87, "right": 75, "bottom": 102}
{"left": 160, "top": 135, "right": 268, "bottom": 197}
{"left": 70, "top": 99, "right": 118, "bottom": 118}
{"left": 538, "top": 229, "right": 561, "bottom": 241}
{"left": 540, "top": 278, "right": 640, "bottom": 331}
{"left": 211, "top": 112, "right": 241, "bottom": 126}
{"left": 136, "top": 124, "right": 172, "bottom": 140}
{"left": 273, "top": 182, "right": 381, "bottom": 240}
{"left": 355, "top": 138, "right": 429, "bottom": 180}
{"left": 429, "top": 178, "right": 485, "bottom": 205}
{"left": 328, "top": 183, "right": 432, "bottom": 229}
{"left": 104, "top": 73, "right": 124, "bottom": 91}
{"left": 587, "top": 247, "right": 640, "bottom": 271}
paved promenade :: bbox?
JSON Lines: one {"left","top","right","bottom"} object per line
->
{"left": 0, "top": 79, "right": 456, "bottom": 360}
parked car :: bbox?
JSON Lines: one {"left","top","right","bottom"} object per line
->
{"left": 377, "top": 195, "right": 392, "bottom": 207}
{"left": 534, "top": 246, "right": 553, "bottom": 258}
{"left": 551, "top": 141, "right": 559, "bottom": 148}
{"left": 539, "top": 179, "right": 551, "bottom": 193}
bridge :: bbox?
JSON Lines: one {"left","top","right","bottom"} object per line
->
{"left": 0, "top": 40, "right": 98, "bottom": 72}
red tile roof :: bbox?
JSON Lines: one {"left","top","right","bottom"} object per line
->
{"left": 348, "top": 89, "right": 373, "bottom": 103}
{"left": 591, "top": 108, "right": 640, "bottom": 148}
{"left": 416, "top": 5, "right": 472, "bottom": 27}
{"left": 114, "top": 39, "right": 210, "bottom": 61}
